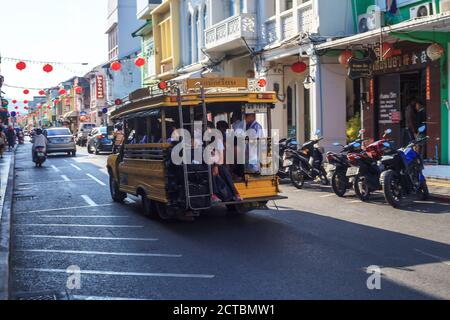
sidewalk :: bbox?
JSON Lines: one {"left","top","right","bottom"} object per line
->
{"left": 0, "top": 149, "right": 15, "bottom": 300}
{"left": 424, "top": 166, "right": 450, "bottom": 203}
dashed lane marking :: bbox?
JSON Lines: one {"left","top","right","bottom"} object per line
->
{"left": 18, "top": 249, "right": 182, "bottom": 258}
{"left": 81, "top": 195, "right": 97, "bottom": 207}
{"left": 71, "top": 164, "right": 82, "bottom": 171}
{"left": 319, "top": 194, "right": 335, "bottom": 198}
{"left": 61, "top": 175, "right": 70, "bottom": 182}
{"left": 72, "top": 295, "right": 146, "bottom": 301}
{"left": 14, "top": 224, "right": 144, "bottom": 228}
{"left": 15, "top": 268, "right": 216, "bottom": 279}
{"left": 14, "top": 204, "right": 113, "bottom": 214}
{"left": 51, "top": 165, "right": 61, "bottom": 173}
{"left": 86, "top": 174, "right": 106, "bottom": 186}
{"left": 415, "top": 249, "right": 450, "bottom": 267}
{"left": 17, "top": 235, "right": 158, "bottom": 241}
{"left": 37, "top": 215, "right": 129, "bottom": 218}
{"left": 18, "top": 179, "right": 91, "bottom": 186}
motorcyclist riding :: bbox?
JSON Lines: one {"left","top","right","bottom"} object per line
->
{"left": 32, "top": 128, "right": 47, "bottom": 162}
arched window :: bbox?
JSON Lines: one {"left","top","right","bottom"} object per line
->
{"left": 194, "top": 10, "right": 199, "bottom": 62}
{"left": 187, "top": 13, "right": 193, "bottom": 65}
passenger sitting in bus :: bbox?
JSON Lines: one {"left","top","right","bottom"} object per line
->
{"left": 208, "top": 122, "right": 242, "bottom": 204}
{"left": 245, "top": 113, "right": 263, "bottom": 174}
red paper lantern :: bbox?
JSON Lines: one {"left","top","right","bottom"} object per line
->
{"left": 39, "top": 90, "right": 46, "bottom": 96}
{"left": 134, "top": 57, "right": 146, "bottom": 67}
{"left": 59, "top": 88, "right": 66, "bottom": 95}
{"left": 114, "top": 99, "right": 122, "bottom": 106}
{"left": 43, "top": 64, "right": 53, "bottom": 73}
{"left": 291, "top": 61, "right": 307, "bottom": 74}
{"left": 47, "top": 106, "right": 51, "bottom": 109}
{"left": 75, "top": 86, "right": 83, "bottom": 94}
{"left": 158, "top": 81, "right": 168, "bottom": 90}
{"left": 54, "top": 99, "right": 60, "bottom": 104}
{"left": 23, "top": 89, "right": 30, "bottom": 95}
{"left": 15, "top": 106, "right": 19, "bottom": 110}
{"left": 16, "top": 61, "right": 27, "bottom": 71}
{"left": 12, "top": 100, "right": 17, "bottom": 104}
{"left": 24, "top": 106, "right": 28, "bottom": 110}
{"left": 111, "top": 61, "right": 122, "bottom": 71}
{"left": 258, "top": 79, "right": 267, "bottom": 87}
{"left": 38, "top": 105, "right": 42, "bottom": 109}
{"left": 23, "top": 100, "right": 28, "bottom": 104}
{"left": 338, "top": 50, "right": 353, "bottom": 66}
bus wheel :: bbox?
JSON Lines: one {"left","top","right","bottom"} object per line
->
{"left": 109, "top": 175, "right": 126, "bottom": 203}
{"left": 155, "top": 202, "right": 175, "bottom": 220}
{"left": 226, "top": 204, "right": 249, "bottom": 216}
{"left": 140, "top": 193, "right": 158, "bottom": 219}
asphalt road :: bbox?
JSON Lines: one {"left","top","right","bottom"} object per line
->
{"left": 9, "top": 141, "right": 450, "bottom": 300}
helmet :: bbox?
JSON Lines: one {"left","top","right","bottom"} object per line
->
{"left": 35, "top": 128, "right": 43, "bottom": 135}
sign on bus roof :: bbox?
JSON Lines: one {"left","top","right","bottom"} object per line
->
{"left": 186, "top": 77, "right": 248, "bottom": 90}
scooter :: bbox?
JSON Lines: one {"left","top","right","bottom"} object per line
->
{"left": 290, "top": 131, "right": 329, "bottom": 189}
{"left": 347, "top": 129, "right": 394, "bottom": 201}
{"left": 277, "top": 138, "right": 299, "bottom": 179}
{"left": 33, "top": 147, "right": 47, "bottom": 168}
{"left": 380, "top": 126, "right": 429, "bottom": 208}
{"left": 327, "top": 130, "right": 366, "bottom": 197}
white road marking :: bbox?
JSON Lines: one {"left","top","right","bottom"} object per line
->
{"left": 51, "top": 165, "right": 60, "bottom": 173}
{"left": 81, "top": 195, "right": 97, "bottom": 207}
{"left": 71, "top": 164, "right": 82, "bottom": 171}
{"left": 72, "top": 295, "right": 146, "bottom": 301}
{"left": 19, "top": 179, "right": 91, "bottom": 186}
{"left": 38, "top": 215, "right": 129, "bottom": 218}
{"left": 15, "top": 224, "right": 143, "bottom": 228}
{"left": 87, "top": 174, "right": 106, "bottom": 186}
{"left": 16, "top": 268, "right": 215, "bottom": 279}
{"left": 415, "top": 249, "right": 450, "bottom": 267}
{"left": 18, "top": 235, "right": 158, "bottom": 241}
{"left": 320, "top": 194, "right": 335, "bottom": 198}
{"left": 15, "top": 204, "right": 113, "bottom": 214}
{"left": 61, "top": 175, "right": 70, "bottom": 182}
{"left": 18, "top": 249, "right": 182, "bottom": 258}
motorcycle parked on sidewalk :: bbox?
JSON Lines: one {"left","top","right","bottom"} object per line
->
{"left": 380, "top": 126, "right": 429, "bottom": 208}
{"left": 33, "top": 147, "right": 47, "bottom": 168}
{"left": 277, "top": 138, "right": 299, "bottom": 179}
{"left": 327, "top": 130, "right": 366, "bottom": 197}
{"left": 347, "top": 129, "right": 394, "bottom": 202}
{"left": 290, "top": 131, "right": 329, "bottom": 189}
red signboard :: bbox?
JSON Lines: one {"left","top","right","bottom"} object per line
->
{"left": 96, "top": 75, "right": 105, "bottom": 100}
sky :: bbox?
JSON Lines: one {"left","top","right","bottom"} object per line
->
{"left": 0, "top": 0, "right": 108, "bottom": 110}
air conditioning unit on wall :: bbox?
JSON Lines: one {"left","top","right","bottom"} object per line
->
{"left": 358, "top": 11, "right": 384, "bottom": 33}
{"left": 410, "top": 2, "right": 435, "bottom": 18}
{"left": 440, "top": 0, "right": 450, "bottom": 13}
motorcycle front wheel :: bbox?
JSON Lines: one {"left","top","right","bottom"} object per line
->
{"left": 332, "top": 170, "right": 348, "bottom": 197}
{"left": 381, "top": 170, "right": 402, "bottom": 208}
{"left": 290, "top": 164, "right": 305, "bottom": 189}
{"left": 354, "top": 174, "right": 372, "bottom": 202}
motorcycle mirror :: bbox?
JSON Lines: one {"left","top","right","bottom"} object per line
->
{"left": 333, "top": 142, "right": 341, "bottom": 147}
{"left": 385, "top": 129, "right": 392, "bottom": 135}
{"left": 419, "top": 125, "right": 427, "bottom": 133}
{"left": 383, "top": 142, "right": 391, "bottom": 148}
{"left": 316, "top": 129, "right": 321, "bottom": 135}
{"left": 359, "top": 129, "right": 366, "bottom": 135}
{"left": 353, "top": 143, "right": 361, "bottom": 148}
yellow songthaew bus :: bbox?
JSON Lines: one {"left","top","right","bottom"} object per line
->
{"left": 107, "top": 78, "right": 286, "bottom": 220}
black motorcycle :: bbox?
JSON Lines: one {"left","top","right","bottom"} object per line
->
{"left": 290, "top": 133, "right": 329, "bottom": 189}
{"left": 380, "top": 126, "right": 429, "bottom": 208}
{"left": 277, "top": 138, "right": 299, "bottom": 179}
{"left": 327, "top": 133, "right": 366, "bottom": 197}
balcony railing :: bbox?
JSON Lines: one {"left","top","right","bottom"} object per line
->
{"left": 264, "top": 1, "right": 313, "bottom": 46}
{"left": 205, "top": 13, "right": 257, "bottom": 52}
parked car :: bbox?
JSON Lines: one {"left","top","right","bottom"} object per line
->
{"left": 76, "top": 123, "right": 96, "bottom": 147}
{"left": 87, "top": 127, "right": 113, "bottom": 155}
{"left": 44, "top": 127, "right": 77, "bottom": 157}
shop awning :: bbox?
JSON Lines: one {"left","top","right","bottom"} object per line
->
{"left": 172, "top": 70, "right": 203, "bottom": 82}
{"left": 316, "top": 12, "right": 450, "bottom": 50}
{"left": 63, "top": 111, "right": 79, "bottom": 119}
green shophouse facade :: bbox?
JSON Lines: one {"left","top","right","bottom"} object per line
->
{"left": 349, "top": 0, "right": 450, "bottom": 164}
{"left": 133, "top": 20, "right": 157, "bottom": 87}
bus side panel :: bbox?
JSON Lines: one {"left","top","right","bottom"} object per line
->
{"left": 119, "top": 159, "right": 169, "bottom": 203}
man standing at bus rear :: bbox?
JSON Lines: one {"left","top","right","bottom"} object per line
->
{"left": 245, "top": 113, "right": 263, "bottom": 174}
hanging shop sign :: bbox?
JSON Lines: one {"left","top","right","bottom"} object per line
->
{"left": 348, "top": 57, "right": 373, "bottom": 80}
{"left": 96, "top": 75, "right": 105, "bottom": 99}
{"left": 373, "top": 49, "right": 430, "bottom": 73}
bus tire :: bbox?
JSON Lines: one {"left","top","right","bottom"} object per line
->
{"left": 109, "top": 175, "right": 126, "bottom": 203}
{"left": 140, "top": 193, "right": 158, "bottom": 219}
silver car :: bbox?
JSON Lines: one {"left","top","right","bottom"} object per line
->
{"left": 44, "top": 128, "right": 77, "bottom": 157}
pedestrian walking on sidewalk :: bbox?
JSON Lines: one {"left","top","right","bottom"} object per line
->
{"left": 6, "top": 126, "right": 16, "bottom": 152}
{"left": 0, "top": 127, "right": 6, "bottom": 158}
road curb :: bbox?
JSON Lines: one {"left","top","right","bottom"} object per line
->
{"left": 0, "top": 149, "right": 16, "bottom": 300}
